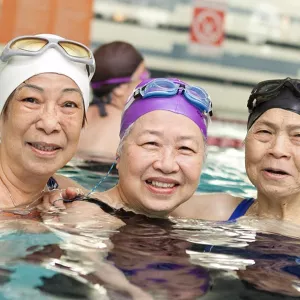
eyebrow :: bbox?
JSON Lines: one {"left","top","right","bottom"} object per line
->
{"left": 61, "top": 88, "right": 82, "bottom": 95}
{"left": 141, "top": 130, "right": 163, "bottom": 136}
{"left": 141, "top": 130, "right": 199, "bottom": 142}
{"left": 18, "top": 83, "right": 44, "bottom": 93}
{"left": 256, "top": 120, "right": 300, "bottom": 131}
{"left": 18, "top": 84, "right": 82, "bottom": 95}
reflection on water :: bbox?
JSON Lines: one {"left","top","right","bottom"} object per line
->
{"left": 0, "top": 215, "right": 299, "bottom": 299}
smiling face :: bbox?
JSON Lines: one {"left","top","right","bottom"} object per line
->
{"left": 0, "top": 73, "right": 84, "bottom": 177}
{"left": 116, "top": 110, "right": 205, "bottom": 216}
{"left": 245, "top": 108, "right": 300, "bottom": 199}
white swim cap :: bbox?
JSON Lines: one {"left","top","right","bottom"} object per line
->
{"left": 0, "top": 33, "right": 93, "bottom": 113}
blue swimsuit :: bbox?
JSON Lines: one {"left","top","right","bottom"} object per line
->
{"left": 228, "top": 197, "right": 255, "bottom": 221}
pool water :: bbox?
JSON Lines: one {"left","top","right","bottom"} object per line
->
{"left": 0, "top": 147, "right": 300, "bottom": 299}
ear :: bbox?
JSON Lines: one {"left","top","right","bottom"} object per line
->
{"left": 112, "top": 83, "right": 129, "bottom": 97}
{"left": 0, "top": 115, "right": 4, "bottom": 138}
{"left": 115, "top": 154, "right": 120, "bottom": 169}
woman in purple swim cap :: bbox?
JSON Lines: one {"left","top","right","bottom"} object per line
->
{"left": 47, "top": 78, "right": 213, "bottom": 219}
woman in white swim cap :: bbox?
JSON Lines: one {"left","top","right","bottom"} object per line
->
{"left": 0, "top": 33, "right": 95, "bottom": 218}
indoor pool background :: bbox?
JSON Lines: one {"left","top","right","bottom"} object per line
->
{"left": 0, "top": 140, "right": 300, "bottom": 299}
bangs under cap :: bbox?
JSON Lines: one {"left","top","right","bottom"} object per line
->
{"left": 0, "top": 33, "right": 91, "bottom": 113}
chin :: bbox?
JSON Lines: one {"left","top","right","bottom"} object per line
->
{"left": 24, "top": 161, "right": 62, "bottom": 177}
{"left": 262, "top": 187, "right": 294, "bottom": 199}
{"left": 144, "top": 202, "right": 177, "bottom": 216}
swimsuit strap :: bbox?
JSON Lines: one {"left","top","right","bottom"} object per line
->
{"left": 228, "top": 197, "right": 255, "bottom": 221}
{"left": 90, "top": 95, "right": 112, "bottom": 117}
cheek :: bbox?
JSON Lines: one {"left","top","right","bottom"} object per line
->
{"left": 180, "top": 156, "right": 203, "bottom": 181}
{"left": 245, "top": 139, "right": 265, "bottom": 164}
{"left": 63, "top": 116, "right": 83, "bottom": 140}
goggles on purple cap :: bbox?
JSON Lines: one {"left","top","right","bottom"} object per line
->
{"left": 91, "top": 70, "right": 150, "bottom": 89}
{"left": 125, "top": 78, "right": 213, "bottom": 116}
{"left": 120, "top": 78, "right": 213, "bottom": 139}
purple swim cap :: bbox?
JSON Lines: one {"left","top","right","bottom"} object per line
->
{"left": 120, "top": 78, "right": 210, "bottom": 139}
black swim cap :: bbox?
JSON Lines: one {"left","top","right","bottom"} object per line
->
{"left": 247, "top": 78, "right": 300, "bottom": 129}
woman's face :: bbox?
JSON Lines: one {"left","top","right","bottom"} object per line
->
{"left": 116, "top": 110, "right": 205, "bottom": 216}
{"left": 245, "top": 108, "right": 300, "bottom": 199}
{"left": 0, "top": 73, "right": 84, "bottom": 177}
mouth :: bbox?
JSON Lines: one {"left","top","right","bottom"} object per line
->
{"left": 145, "top": 180, "right": 179, "bottom": 189}
{"left": 263, "top": 168, "right": 290, "bottom": 176}
{"left": 27, "top": 142, "right": 62, "bottom": 153}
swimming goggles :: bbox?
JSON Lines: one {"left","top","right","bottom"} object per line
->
{"left": 247, "top": 77, "right": 300, "bottom": 113}
{"left": 91, "top": 69, "right": 151, "bottom": 89}
{"left": 0, "top": 35, "right": 95, "bottom": 79}
{"left": 125, "top": 78, "right": 213, "bottom": 116}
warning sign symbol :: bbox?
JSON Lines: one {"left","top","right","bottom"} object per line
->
{"left": 190, "top": 7, "right": 226, "bottom": 46}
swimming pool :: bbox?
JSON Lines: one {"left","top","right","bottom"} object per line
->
{"left": 0, "top": 146, "right": 300, "bottom": 299}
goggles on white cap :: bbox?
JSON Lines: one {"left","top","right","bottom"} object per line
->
{"left": 0, "top": 34, "right": 95, "bottom": 113}
{"left": 1, "top": 35, "right": 95, "bottom": 79}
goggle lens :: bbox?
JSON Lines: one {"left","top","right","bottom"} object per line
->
{"left": 144, "top": 79, "right": 177, "bottom": 94}
{"left": 186, "top": 86, "right": 209, "bottom": 104}
{"left": 10, "top": 38, "right": 48, "bottom": 51}
{"left": 59, "top": 41, "right": 91, "bottom": 58}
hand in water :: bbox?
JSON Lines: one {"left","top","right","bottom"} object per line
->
{"left": 39, "top": 187, "right": 125, "bottom": 229}
{"left": 38, "top": 187, "right": 85, "bottom": 212}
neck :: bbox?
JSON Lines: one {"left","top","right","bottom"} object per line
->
{"left": 254, "top": 191, "right": 300, "bottom": 225}
{"left": 105, "top": 185, "right": 169, "bottom": 218}
{"left": 106, "top": 99, "right": 123, "bottom": 112}
{"left": 0, "top": 153, "right": 49, "bottom": 208}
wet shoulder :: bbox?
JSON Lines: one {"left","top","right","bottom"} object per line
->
{"left": 171, "top": 193, "right": 243, "bottom": 221}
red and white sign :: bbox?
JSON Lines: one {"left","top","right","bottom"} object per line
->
{"left": 189, "top": 0, "right": 227, "bottom": 55}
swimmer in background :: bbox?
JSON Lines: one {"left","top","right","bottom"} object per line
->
{"left": 76, "top": 41, "right": 149, "bottom": 162}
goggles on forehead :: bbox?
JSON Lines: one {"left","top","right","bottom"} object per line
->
{"left": 0, "top": 35, "right": 95, "bottom": 79}
{"left": 125, "top": 78, "right": 213, "bottom": 116}
{"left": 91, "top": 69, "right": 151, "bottom": 89}
{"left": 247, "top": 77, "right": 300, "bottom": 113}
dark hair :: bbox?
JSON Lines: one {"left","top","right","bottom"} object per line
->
{"left": 91, "top": 41, "right": 144, "bottom": 98}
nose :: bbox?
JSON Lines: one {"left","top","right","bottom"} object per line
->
{"left": 268, "top": 134, "right": 291, "bottom": 159}
{"left": 152, "top": 148, "right": 180, "bottom": 174}
{"left": 35, "top": 105, "right": 62, "bottom": 134}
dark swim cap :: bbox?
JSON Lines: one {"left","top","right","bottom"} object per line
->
{"left": 92, "top": 41, "right": 143, "bottom": 97}
{"left": 247, "top": 78, "right": 300, "bottom": 130}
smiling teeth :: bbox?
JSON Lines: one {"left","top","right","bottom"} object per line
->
{"left": 31, "top": 143, "right": 58, "bottom": 152}
{"left": 150, "top": 181, "right": 175, "bottom": 188}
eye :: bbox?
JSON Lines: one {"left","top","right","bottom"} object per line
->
{"left": 63, "top": 101, "right": 78, "bottom": 108}
{"left": 257, "top": 130, "right": 271, "bottom": 134}
{"left": 21, "top": 97, "right": 38, "bottom": 104}
{"left": 142, "top": 141, "right": 159, "bottom": 148}
{"left": 179, "top": 146, "right": 195, "bottom": 153}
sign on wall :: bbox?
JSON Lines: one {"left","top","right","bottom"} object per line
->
{"left": 0, "top": 0, "right": 93, "bottom": 46}
{"left": 189, "top": 0, "right": 227, "bottom": 56}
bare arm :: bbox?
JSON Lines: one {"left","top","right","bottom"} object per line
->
{"left": 171, "top": 193, "right": 243, "bottom": 221}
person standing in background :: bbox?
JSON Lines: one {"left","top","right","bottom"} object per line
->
{"left": 76, "top": 41, "right": 149, "bottom": 162}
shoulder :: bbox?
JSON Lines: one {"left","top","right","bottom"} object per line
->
{"left": 171, "top": 193, "right": 244, "bottom": 221}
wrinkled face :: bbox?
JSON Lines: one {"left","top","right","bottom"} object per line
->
{"left": 0, "top": 73, "right": 84, "bottom": 176}
{"left": 116, "top": 110, "right": 205, "bottom": 216}
{"left": 245, "top": 108, "right": 300, "bottom": 199}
